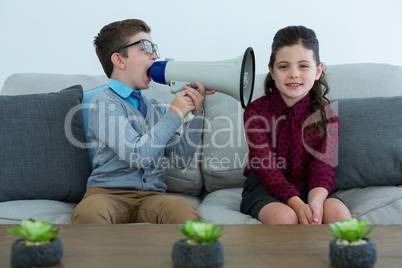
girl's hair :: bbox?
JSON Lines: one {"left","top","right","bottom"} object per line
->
{"left": 94, "top": 19, "right": 151, "bottom": 78}
{"left": 264, "top": 26, "right": 330, "bottom": 136}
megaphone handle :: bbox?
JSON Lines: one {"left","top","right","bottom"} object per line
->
{"left": 170, "top": 81, "right": 192, "bottom": 94}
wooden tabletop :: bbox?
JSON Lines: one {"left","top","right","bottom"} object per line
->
{"left": 0, "top": 224, "right": 401, "bottom": 267}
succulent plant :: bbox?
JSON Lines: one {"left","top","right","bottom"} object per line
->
{"left": 326, "top": 218, "right": 374, "bottom": 243}
{"left": 178, "top": 220, "right": 224, "bottom": 244}
{"left": 8, "top": 219, "right": 60, "bottom": 245}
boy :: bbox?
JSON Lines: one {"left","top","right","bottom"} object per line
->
{"left": 71, "top": 19, "right": 215, "bottom": 224}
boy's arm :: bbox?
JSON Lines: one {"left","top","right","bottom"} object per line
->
{"left": 164, "top": 80, "right": 214, "bottom": 168}
{"left": 164, "top": 111, "right": 204, "bottom": 168}
{"left": 89, "top": 95, "right": 183, "bottom": 168}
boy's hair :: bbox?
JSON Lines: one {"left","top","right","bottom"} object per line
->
{"left": 94, "top": 19, "right": 151, "bottom": 78}
{"left": 264, "top": 25, "right": 330, "bottom": 136}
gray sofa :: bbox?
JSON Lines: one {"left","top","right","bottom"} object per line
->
{"left": 0, "top": 63, "right": 401, "bottom": 225}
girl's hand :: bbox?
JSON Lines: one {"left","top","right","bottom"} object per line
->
{"left": 308, "top": 201, "right": 323, "bottom": 224}
{"left": 307, "top": 187, "right": 328, "bottom": 224}
{"left": 287, "top": 196, "right": 314, "bottom": 224}
{"left": 295, "top": 203, "right": 314, "bottom": 224}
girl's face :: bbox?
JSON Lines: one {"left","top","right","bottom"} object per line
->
{"left": 269, "top": 44, "right": 323, "bottom": 107}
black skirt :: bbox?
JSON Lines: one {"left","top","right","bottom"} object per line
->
{"left": 240, "top": 171, "right": 340, "bottom": 219}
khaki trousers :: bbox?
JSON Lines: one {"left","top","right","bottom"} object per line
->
{"left": 71, "top": 187, "right": 200, "bottom": 224}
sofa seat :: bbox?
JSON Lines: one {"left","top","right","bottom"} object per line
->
{"left": 0, "top": 200, "right": 76, "bottom": 224}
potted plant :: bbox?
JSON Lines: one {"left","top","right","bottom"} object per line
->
{"left": 8, "top": 219, "right": 63, "bottom": 267}
{"left": 326, "top": 218, "right": 376, "bottom": 268}
{"left": 172, "top": 220, "right": 224, "bottom": 268}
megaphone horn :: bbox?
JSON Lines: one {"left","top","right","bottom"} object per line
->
{"left": 150, "top": 47, "right": 255, "bottom": 109}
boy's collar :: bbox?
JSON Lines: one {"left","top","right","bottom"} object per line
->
{"left": 108, "top": 78, "right": 142, "bottom": 98}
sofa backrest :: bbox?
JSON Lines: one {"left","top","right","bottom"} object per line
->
{"left": 1, "top": 63, "right": 401, "bottom": 195}
{"left": 3, "top": 63, "right": 401, "bottom": 98}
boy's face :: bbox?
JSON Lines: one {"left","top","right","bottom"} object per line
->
{"left": 115, "top": 32, "right": 157, "bottom": 91}
{"left": 268, "top": 44, "right": 323, "bottom": 107}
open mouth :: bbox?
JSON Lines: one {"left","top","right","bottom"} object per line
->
{"left": 147, "top": 67, "right": 152, "bottom": 80}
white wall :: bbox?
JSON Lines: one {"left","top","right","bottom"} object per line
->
{"left": 1, "top": 0, "right": 402, "bottom": 88}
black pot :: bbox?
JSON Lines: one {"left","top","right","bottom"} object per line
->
{"left": 172, "top": 238, "right": 224, "bottom": 268}
{"left": 11, "top": 237, "right": 63, "bottom": 267}
{"left": 329, "top": 238, "right": 376, "bottom": 268}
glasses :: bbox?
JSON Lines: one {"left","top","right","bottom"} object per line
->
{"left": 116, "top": 39, "right": 160, "bottom": 58}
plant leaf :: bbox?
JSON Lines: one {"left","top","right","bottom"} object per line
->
{"left": 326, "top": 218, "right": 375, "bottom": 242}
{"left": 178, "top": 220, "right": 223, "bottom": 244}
{"left": 7, "top": 226, "right": 28, "bottom": 239}
{"left": 361, "top": 226, "right": 375, "bottom": 239}
{"left": 8, "top": 219, "right": 60, "bottom": 242}
{"left": 325, "top": 230, "right": 341, "bottom": 239}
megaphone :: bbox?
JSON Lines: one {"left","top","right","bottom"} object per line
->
{"left": 150, "top": 47, "right": 255, "bottom": 109}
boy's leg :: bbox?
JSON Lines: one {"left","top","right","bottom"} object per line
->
{"left": 135, "top": 192, "right": 201, "bottom": 224}
{"left": 71, "top": 187, "right": 200, "bottom": 224}
{"left": 71, "top": 187, "right": 140, "bottom": 224}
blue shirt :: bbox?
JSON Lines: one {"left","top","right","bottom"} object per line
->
{"left": 108, "top": 78, "right": 143, "bottom": 109}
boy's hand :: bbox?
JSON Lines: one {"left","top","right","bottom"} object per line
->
{"left": 170, "top": 90, "right": 196, "bottom": 120}
{"left": 183, "top": 80, "right": 216, "bottom": 114}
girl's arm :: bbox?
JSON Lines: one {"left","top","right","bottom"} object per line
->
{"left": 307, "top": 110, "right": 340, "bottom": 196}
{"left": 307, "top": 187, "right": 329, "bottom": 224}
{"left": 306, "top": 108, "right": 340, "bottom": 223}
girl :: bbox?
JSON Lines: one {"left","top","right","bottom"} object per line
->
{"left": 241, "top": 26, "right": 351, "bottom": 224}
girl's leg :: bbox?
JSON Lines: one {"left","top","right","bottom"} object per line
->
{"left": 258, "top": 202, "right": 298, "bottom": 224}
{"left": 241, "top": 172, "right": 298, "bottom": 224}
{"left": 322, "top": 198, "right": 352, "bottom": 224}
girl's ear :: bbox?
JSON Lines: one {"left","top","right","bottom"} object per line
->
{"left": 315, "top": 63, "right": 324, "bottom": 80}
{"left": 268, "top": 65, "right": 274, "bottom": 80}
{"left": 111, "top": 52, "right": 126, "bottom": 70}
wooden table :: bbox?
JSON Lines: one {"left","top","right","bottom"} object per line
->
{"left": 0, "top": 224, "right": 401, "bottom": 267}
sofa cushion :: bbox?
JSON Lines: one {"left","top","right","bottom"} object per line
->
{"left": 81, "top": 84, "right": 109, "bottom": 169}
{"left": 197, "top": 188, "right": 261, "bottom": 224}
{"left": 0, "top": 85, "right": 91, "bottom": 202}
{"left": 201, "top": 93, "right": 248, "bottom": 192}
{"left": 337, "top": 186, "right": 402, "bottom": 224}
{"left": 334, "top": 96, "right": 402, "bottom": 190}
{"left": 0, "top": 73, "right": 109, "bottom": 95}
{"left": 326, "top": 63, "right": 402, "bottom": 99}
{"left": 201, "top": 74, "right": 265, "bottom": 192}
{"left": 0, "top": 200, "right": 77, "bottom": 224}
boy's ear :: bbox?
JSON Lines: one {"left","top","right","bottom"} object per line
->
{"left": 111, "top": 52, "right": 126, "bottom": 70}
